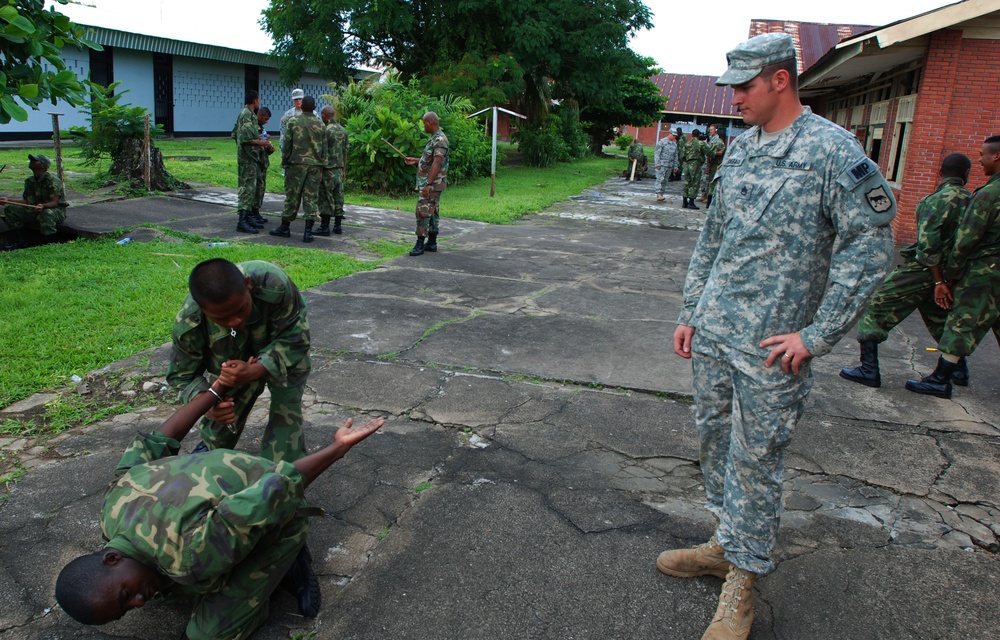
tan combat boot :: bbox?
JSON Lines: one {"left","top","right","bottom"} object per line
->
{"left": 656, "top": 194, "right": 665, "bottom": 202}
{"left": 702, "top": 566, "right": 756, "bottom": 640}
{"left": 656, "top": 536, "right": 732, "bottom": 579}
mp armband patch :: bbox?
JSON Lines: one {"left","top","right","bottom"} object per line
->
{"left": 866, "top": 185, "right": 893, "bottom": 212}
{"left": 845, "top": 158, "right": 876, "bottom": 186}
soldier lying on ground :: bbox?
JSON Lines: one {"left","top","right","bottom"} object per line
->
{"left": 54, "top": 379, "right": 384, "bottom": 639}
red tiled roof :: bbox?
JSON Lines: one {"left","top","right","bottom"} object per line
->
{"left": 651, "top": 73, "right": 739, "bottom": 118}
{"left": 748, "top": 19, "right": 874, "bottom": 73}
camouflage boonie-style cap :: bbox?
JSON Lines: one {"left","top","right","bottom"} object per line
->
{"left": 291, "top": 88, "right": 305, "bottom": 99}
{"left": 716, "top": 33, "right": 796, "bottom": 86}
{"left": 28, "top": 153, "right": 51, "bottom": 168}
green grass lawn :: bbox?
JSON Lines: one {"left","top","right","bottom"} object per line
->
{"left": 0, "top": 138, "right": 620, "bottom": 411}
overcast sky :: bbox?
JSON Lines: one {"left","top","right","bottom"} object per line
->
{"left": 57, "top": 0, "right": 959, "bottom": 75}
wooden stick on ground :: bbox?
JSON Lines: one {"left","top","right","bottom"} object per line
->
{"left": 629, "top": 158, "right": 637, "bottom": 182}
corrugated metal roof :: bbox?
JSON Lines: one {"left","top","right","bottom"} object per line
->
{"left": 651, "top": 73, "right": 739, "bottom": 118}
{"left": 82, "top": 25, "right": 275, "bottom": 67}
{"left": 748, "top": 20, "right": 873, "bottom": 73}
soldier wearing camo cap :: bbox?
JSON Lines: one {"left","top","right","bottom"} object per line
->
{"left": 0, "top": 153, "right": 68, "bottom": 249}
{"left": 657, "top": 32, "right": 896, "bottom": 640}
{"left": 55, "top": 371, "right": 384, "bottom": 639}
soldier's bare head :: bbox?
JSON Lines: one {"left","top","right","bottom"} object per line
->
{"left": 244, "top": 90, "right": 260, "bottom": 108}
{"left": 301, "top": 96, "right": 316, "bottom": 113}
{"left": 981, "top": 136, "right": 1000, "bottom": 176}
{"left": 189, "top": 259, "right": 253, "bottom": 328}
{"left": 257, "top": 106, "right": 271, "bottom": 125}
{"left": 321, "top": 105, "right": 336, "bottom": 123}
{"left": 940, "top": 154, "right": 972, "bottom": 183}
{"left": 422, "top": 112, "right": 440, "bottom": 134}
{"left": 56, "top": 550, "right": 164, "bottom": 625}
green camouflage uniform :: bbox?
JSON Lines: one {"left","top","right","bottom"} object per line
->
{"left": 680, "top": 107, "right": 895, "bottom": 575}
{"left": 415, "top": 129, "right": 449, "bottom": 236}
{"left": 937, "top": 172, "right": 1000, "bottom": 356}
{"left": 856, "top": 177, "right": 971, "bottom": 343}
{"left": 280, "top": 113, "right": 325, "bottom": 223}
{"left": 167, "top": 261, "right": 311, "bottom": 462}
{"left": 654, "top": 138, "right": 678, "bottom": 196}
{"left": 683, "top": 136, "right": 707, "bottom": 199}
{"left": 253, "top": 126, "right": 271, "bottom": 211}
{"left": 233, "top": 106, "right": 260, "bottom": 211}
{"left": 102, "top": 431, "right": 309, "bottom": 640}
{"left": 2, "top": 172, "right": 68, "bottom": 235}
{"left": 675, "top": 133, "right": 687, "bottom": 181}
{"left": 627, "top": 141, "right": 647, "bottom": 175}
{"left": 704, "top": 134, "right": 726, "bottom": 197}
{"left": 319, "top": 120, "right": 348, "bottom": 219}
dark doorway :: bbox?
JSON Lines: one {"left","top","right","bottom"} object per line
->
{"left": 153, "top": 53, "right": 174, "bottom": 135}
{"left": 89, "top": 46, "right": 114, "bottom": 90}
{"left": 245, "top": 64, "right": 260, "bottom": 96}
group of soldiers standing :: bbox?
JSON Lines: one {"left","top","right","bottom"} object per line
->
{"left": 651, "top": 124, "right": 726, "bottom": 209}
{"left": 234, "top": 88, "right": 348, "bottom": 243}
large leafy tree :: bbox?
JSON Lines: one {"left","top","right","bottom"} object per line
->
{"left": 581, "top": 57, "right": 666, "bottom": 154}
{"left": 261, "top": 0, "right": 663, "bottom": 143}
{"left": 0, "top": 0, "right": 100, "bottom": 124}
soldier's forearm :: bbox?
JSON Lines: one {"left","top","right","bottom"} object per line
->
{"left": 157, "top": 381, "right": 232, "bottom": 440}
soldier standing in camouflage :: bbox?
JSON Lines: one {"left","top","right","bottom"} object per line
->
{"left": 654, "top": 129, "right": 679, "bottom": 202}
{"left": 840, "top": 154, "right": 972, "bottom": 388}
{"left": 0, "top": 154, "right": 68, "bottom": 250}
{"left": 906, "top": 135, "right": 1000, "bottom": 399}
{"left": 317, "top": 105, "right": 349, "bottom": 236}
{"left": 233, "top": 91, "right": 273, "bottom": 234}
{"left": 271, "top": 95, "right": 326, "bottom": 243}
{"left": 682, "top": 129, "right": 707, "bottom": 209}
{"left": 702, "top": 124, "right": 726, "bottom": 206}
{"left": 674, "top": 126, "right": 687, "bottom": 182}
{"left": 251, "top": 106, "right": 274, "bottom": 222}
{"left": 54, "top": 375, "right": 384, "bottom": 639}
{"left": 167, "top": 259, "right": 312, "bottom": 464}
{"left": 660, "top": 33, "right": 895, "bottom": 640}
{"left": 404, "top": 112, "right": 449, "bottom": 256}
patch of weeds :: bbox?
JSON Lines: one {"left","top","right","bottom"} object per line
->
{"left": 377, "top": 352, "right": 398, "bottom": 361}
{"left": 414, "top": 481, "right": 433, "bottom": 493}
{"left": 360, "top": 238, "right": 411, "bottom": 260}
{"left": 376, "top": 527, "right": 391, "bottom": 541}
{"left": 290, "top": 631, "right": 318, "bottom": 640}
{"left": 0, "top": 451, "right": 26, "bottom": 502}
{"left": 418, "top": 311, "right": 482, "bottom": 343}
{"left": 137, "top": 224, "right": 207, "bottom": 243}
{"left": 505, "top": 373, "right": 546, "bottom": 385}
{"left": 1, "top": 418, "right": 39, "bottom": 438}
{"left": 44, "top": 394, "right": 140, "bottom": 435}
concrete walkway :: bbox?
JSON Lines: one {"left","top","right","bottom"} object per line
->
{"left": 1, "top": 176, "right": 998, "bottom": 639}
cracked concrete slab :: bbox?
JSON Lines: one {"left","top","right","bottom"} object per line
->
{"left": 3, "top": 175, "right": 999, "bottom": 639}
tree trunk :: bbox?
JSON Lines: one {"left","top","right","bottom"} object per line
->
{"left": 110, "top": 138, "right": 188, "bottom": 191}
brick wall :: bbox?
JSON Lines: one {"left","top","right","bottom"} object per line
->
{"left": 897, "top": 30, "right": 1000, "bottom": 243}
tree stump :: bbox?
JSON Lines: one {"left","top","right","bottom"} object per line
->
{"left": 109, "top": 138, "right": 189, "bottom": 191}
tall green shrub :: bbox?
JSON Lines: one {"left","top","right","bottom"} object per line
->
{"left": 514, "top": 115, "right": 567, "bottom": 168}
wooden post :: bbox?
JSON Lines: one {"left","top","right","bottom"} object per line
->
{"left": 143, "top": 115, "right": 151, "bottom": 191}
{"left": 50, "top": 113, "right": 65, "bottom": 185}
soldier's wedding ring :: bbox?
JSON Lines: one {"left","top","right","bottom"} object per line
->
{"left": 782, "top": 353, "right": 793, "bottom": 359}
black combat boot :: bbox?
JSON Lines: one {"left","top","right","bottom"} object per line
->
{"left": 425, "top": 232, "right": 438, "bottom": 252}
{"left": 303, "top": 220, "right": 315, "bottom": 243}
{"left": 280, "top": 544, "right": 321, "bottom": 618}
{"left": 315, "top": 215, "right": 332, "bottom": 237}
{"left": 952, "top": 357, "right": 970, "bottom": 386}
{"left": 706, "top": 195, "right": 713, "bottom": 207}
{"left": 269, "top": 220, "right": 291, "bottom": 237}
{"left": 409, "top": 236, "right": 425, "bottom": 256}
{"left": 250, "top": 208, "right": 268, "bottom": 226}
{"left": 2, "top": 230, "right": 29, "bottom": 251}
{"left": 839, "top": 340, "right": 881, "bottom": 387}
{"left": 333, "top": 215, "right": 343, "bottom": 235}
{"left": 236, "top": 210, "right": 259, "bottom": 234}
{"left": 904, "top": 357, "right": 958, "bottom": 399}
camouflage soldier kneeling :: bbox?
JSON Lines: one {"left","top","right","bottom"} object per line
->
{"left": 55, "top": 379, "right": 384, "bottom": 639}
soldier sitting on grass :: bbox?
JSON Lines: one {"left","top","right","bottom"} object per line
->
{"left": 54, "top": 378, "right": 384, "bottom": 639}
{"left": 0, "top": 153, "right": 68, "bottom": 250}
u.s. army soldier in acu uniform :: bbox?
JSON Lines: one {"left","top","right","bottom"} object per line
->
{"left": 0, "top": 153, "right": 68, "bottom": 250}
{"left": 167, "top": 259, "right": 311, "bottom": 464}
{"left": 682, "top": 130, "right": 707, "bottom": 209}
{"left": 404, "top": 112, "right": 449, "bottom": 256}
{"left": 55, "top": 376, "right": 384, "bottom": 640}
{"left": 271, "top": 95, "right": 326, "bottom": 243}
{"left": 233, "top": 91, "right": 273, "bottom": 234}
{"left": 317, "top": 105, "right": 349, "bottom": 236}
{"left": 659, "top": 33, "right": 895, "bottom": 640}
{"left": 906, "top": 135, "right": 1000, "bottom": 399}
{"left": 654, "top": 129, "right": 679, "bottom": 202}
{"left": 841, "top": 154, "right": 972, "bottom": 389}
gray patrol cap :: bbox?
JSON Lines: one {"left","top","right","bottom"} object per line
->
{"left": 716, "top": 33, "right": 796, "bottom": 86}
{"left": 291, "top": 88, "right": 304, "bottom": 99}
